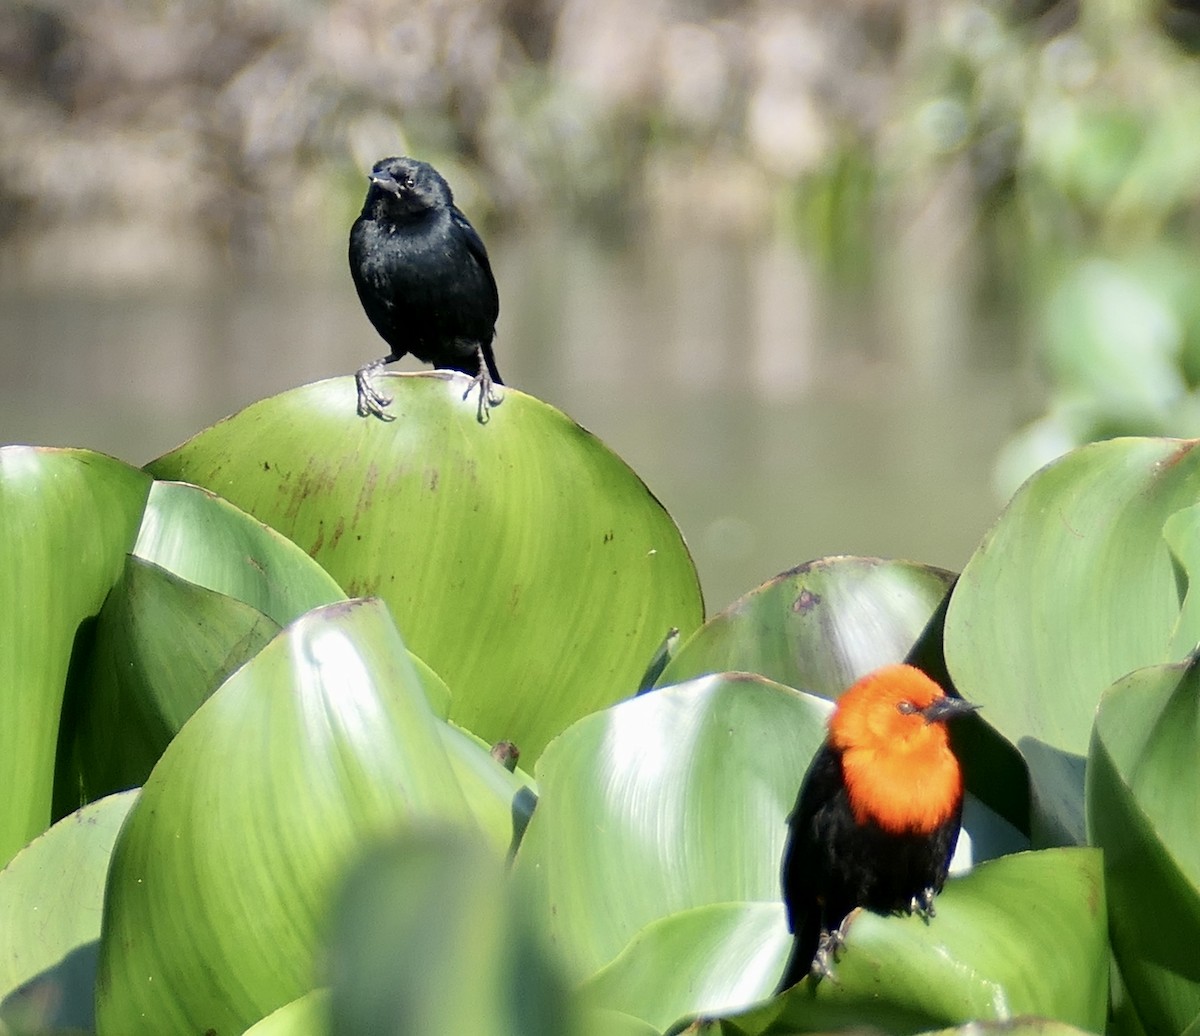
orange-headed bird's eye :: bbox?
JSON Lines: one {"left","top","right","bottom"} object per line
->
{"left": 896, "top": 700, "right": 917, "bottom": 715}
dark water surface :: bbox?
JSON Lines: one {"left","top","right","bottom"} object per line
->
{"left": 0, "top": 226, "right": 1023, "bottom": 613}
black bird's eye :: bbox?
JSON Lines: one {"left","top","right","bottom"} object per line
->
{"left": 896, "top": 700, "right": 917, "bottom": 715}
{"left": 404, "top": 176, "right": 415, "bottom": 189}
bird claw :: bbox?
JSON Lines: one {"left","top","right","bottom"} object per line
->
{"left": 910, "top": 887, "right": 937, "bottom": 922}
{"left": 810, "top": 921, "right": 849, "bottom": 984}
{"left": 355, "top": 367, "right": 395, "bottom": 422}
{"left": 463, "top": 368, "right": 503, "bottom": 424}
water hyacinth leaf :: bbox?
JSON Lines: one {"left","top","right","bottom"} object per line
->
{"left": 583, "top": 1011, "right": 663, "bottom": 1036}
{"left": 0, "top": 447, "right": 151, "bottom": 866}
{"left": 652, "top": 557, "right": 1027, "bottom": 832}
{"left": 580, "top": 902, "right": 790, "bottom": 1033}
{"left": 696, "top": 1017, "right": 1102, "bottom": 1036}
{"left": 95, "top": 599, "right": 478, "bottom": 1036}
{"left": 514, "top": 674, "right": 830, "bottom": 982}
{"left": 328, "top": 827, "right": 578, "bottom": 1036}
{"left": 945, "top": 437, "right": 1200, "bottom": 845}
{"left": 1087, "top": 659, "right": 1200, "bottom": 1036}
{"left": 656, "top": 556, "right": 955, "bottom": 699}
{"left": 438, "top": 721, "right": 537, "bottom": 856}
{"left": 719, "top": 849, "right": 1107, "bottom": 1036}
{"left": 146, "top": 375, "right": 704, "bottom": 760}
{"left": 0, "top": 791, "right": 138, "bottom": 1034}
{"left": 241, "top": 991, "right": 328, "bottom": 1036}
{"left": 133, "top": 479, "right": 346, "bottom": 626}
{"left": 65, "top": 557, "right": 280, "bottom": 803}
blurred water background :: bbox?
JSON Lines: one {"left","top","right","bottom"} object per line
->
{"left": 4, "top": 0, "right": 1200, "bottom": 611}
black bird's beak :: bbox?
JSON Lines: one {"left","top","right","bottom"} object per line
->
{"left": 921, "top": 695, "right": 980, "bottom": 724}
{"left": 369, "top": 171, "right": 403, "bottom": 197}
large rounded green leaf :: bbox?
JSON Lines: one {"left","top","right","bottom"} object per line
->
{"left": 718, "top": 849, "right": 1108, "bottom": 1035}
{"left": 656, "top": 557, "right": 955, "bottom": 698}
{"left": 1087, "top": 658, "right": 1200, "bottom": 1035}
{"left": 945, "top": 437, "right": 1200, "bottom": 844}
{"left": 0, "top": 447, "right": 151, "bottom": 866}
{"left": 94, "top": 599, "right": 485, "bottom": 1035}
{"left": 514, "top": 674, "right": 829, "bottom": 985}
{"left": 146, "top": 375, "right": 703, "bottom": 760}
{"left": 0, "top": 792, "right": 138, "bottom": 1033}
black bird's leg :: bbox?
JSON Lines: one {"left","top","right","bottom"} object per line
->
{"left": 910, "top": 886, "right": 937, "bottom": 922}
{"left": 463, "top": 344, "right": 503, "bottom": 424}
{"left": 811, "top": 913, "right": 853, "bottom": 983}
{"left": 355, "top": 355, "right": 398, "bottom": 421}
{"left": 811, "top": 928, "right": 844, "bottom": 984}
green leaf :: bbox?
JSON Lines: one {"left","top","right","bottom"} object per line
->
{"left": 656, "top": 557, "right": 954, "bottom": 697}
{"left": 1087, "top": 658, "right": 1200, "bottom": 1035}
{"left": 653, "top": 556, "right": 1028, "bottom": 833}
{"left": 0, "top": 792, "right": 138, "bottom": 1034}
{"left": 581, "top": 903, "right": 790, "bottom": 1033}
{"left": 65, "top": 557, "right": 280, "bottom": 802}
{"left": 945, "top": 437, "right": 1200, "bottom": 845}
{"left": 95, "top": 599, "right": 477, "bottom": 1036}
{"left": 515, "top": 674, "right": 830, "bottom": 984}
{"left": 133, "top": 480, "right": 346, "bottom": 625}
{"left": 721, "top": 849, "right": 1108, "bottom": 1035}
{"left": 439, "top": 721, "right": 537, "bottom": 857}
{"left": 242, "top": 990, "right": 328, "bottom": 1036}
{"left": 146, "top": 375, "right": 704, "bottom": 760}
{"left": 327, "top": 826, "right": 578, "bottom": 1036}
{"left": 516, "top": 671, "right": 1025, "bottom": 1029}
{"left": 0, "top": 447, "right": 151, "bottom": 866}
{"left": 583, "top": 1010, "right": 663, "bottom": 1036}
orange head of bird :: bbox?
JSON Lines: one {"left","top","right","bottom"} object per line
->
{"left": 828, "top": 663, "right": 977, "bottom": 835}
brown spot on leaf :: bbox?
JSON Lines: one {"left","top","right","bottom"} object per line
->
{"left": 792, "top": 588, "right": 820, "bottom": 613}
{"left": 329, "top": 516, "right": 346, "bottom": 551}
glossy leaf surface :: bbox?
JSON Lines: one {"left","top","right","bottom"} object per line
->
{"left": 95, "top": 599, "right": 479, "bottom": 1035}
{"left": 0, "top": 447, "right": 150, "bottom": 865}
{"left": 0, "top": 792, "right": 137, "bottom": 1034}
{"left": 1087, "top": 659, "right": 1200, "bottom": 1036}
{"left": 147, "top": 375, "right": 704, "bottom": 760}
{"left": 945, "top": 437, "right": 1200, "bottom": 844}
{"left": 657, "top": 556, "right": 955, "bottom": 698}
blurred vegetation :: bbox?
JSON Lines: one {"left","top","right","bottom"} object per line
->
{"left": 5, "top": 0, "right": 1200, "bottom": 483}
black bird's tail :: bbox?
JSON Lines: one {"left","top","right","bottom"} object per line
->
{"left": 483, "top": 341, "right": 503, "bottom": 386}
{"left": 776, "top": 913, "right": 819, "bottom": 993}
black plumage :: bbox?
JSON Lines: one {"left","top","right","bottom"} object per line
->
{"left": 348, "top": 156, "right": 502, "bottom": 422}
{"left": 777, "top": 741, "right": 963, "bottom": 990}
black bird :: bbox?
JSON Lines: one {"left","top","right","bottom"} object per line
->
{"left": 348, "top": 156, "right": 502, "bottom": 422}
{"left": 778, "top": 664, "right": 976, "bottom": 990}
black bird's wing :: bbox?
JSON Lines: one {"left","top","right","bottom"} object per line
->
{"left": 451, "top": 207, "right": 499, "bottom": 313}
{"left": 449, "top": 206, "right": 503, "bottom": 385}
{"left": 778, "top": 743, "right": 844, "bottom": 989}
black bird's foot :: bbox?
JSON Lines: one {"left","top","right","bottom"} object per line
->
{"left": 910, "top": 887, "right": 937, "bottom": 922}
{"left": 463, "top": 358, "right": 503, "bottom": 424}
{"left": 355, "top": 362, "right": 396, "bottom": 422}
{"left": 811, "top": 919, "right": 850, "bottom": 983}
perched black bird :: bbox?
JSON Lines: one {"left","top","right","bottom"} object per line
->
{"left": 349, "top": 156, "right": 502, "bottom": 422}
{"left": 778, "top": 664, "right": 977, "bottom": 990}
